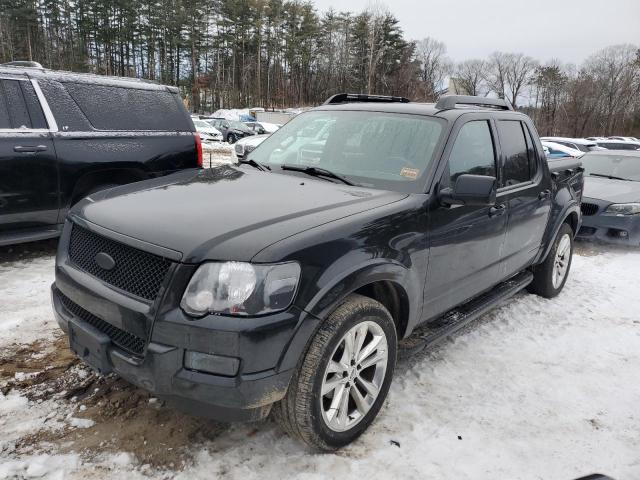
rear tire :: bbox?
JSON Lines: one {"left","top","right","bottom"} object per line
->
{"left": 528, "top": 223, "right": 574, "bottom": 298}
{"left": 272, "top": 294, "right": 397, "bottom": 451}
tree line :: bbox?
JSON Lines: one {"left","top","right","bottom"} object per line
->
{"left": 1, "top": 0, "right": 639, "bottom": 136}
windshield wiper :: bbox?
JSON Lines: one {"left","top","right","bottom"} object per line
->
{"left": 589, "top": 173, "right": 628, "bottom": 181}
{"left": 280, "top": 164, "right": 355, "bottom": 186}
{"left": 238, "top": 158, "right": 270, "bottom": 171}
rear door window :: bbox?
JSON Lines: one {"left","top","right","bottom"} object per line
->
{"left": 498, "top": 120, "right": 535, "bottom": 186}
{"left": 448, "top": 120, "right": 496, "bottom": 183}
{"left": 63, "top": 83, "right": 190, "bottom": 131}
{"left": 0, "top": 79, "right": 47, "bottom": 129}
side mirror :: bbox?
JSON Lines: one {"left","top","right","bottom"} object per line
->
{"left": 440, "top": 174, "right": 497, "bottom": 207}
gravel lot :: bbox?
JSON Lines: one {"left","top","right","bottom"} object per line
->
{"left": 0, "top": 239, "right": 639, "bottom": 480}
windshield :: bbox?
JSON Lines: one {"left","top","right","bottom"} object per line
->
{"left": 582, "top": 153, "right": 640, "bottom": 181}
{"left": 193, "top": 120, "right": 212, "bottom": 130}
{"left": 247, "top": 110, "right": 445, "bottom": 192}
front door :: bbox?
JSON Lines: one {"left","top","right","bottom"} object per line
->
{"left": 0, "top": 78, "right": 58, "bottom": 232}
{"left": 424, "top": 118, "right": 508, "bottom": 319}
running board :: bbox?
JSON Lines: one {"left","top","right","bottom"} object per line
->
{"left": 399, "top": 270, "right": 534, "bottom": 357}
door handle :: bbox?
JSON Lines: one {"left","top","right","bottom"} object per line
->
{"left": 14, "top": 145, "right": 48, "bottom": 153}
{"left": 489, "top": 204, "right": 506, "bottom": 218}
{"left": 538, "top": 189, "right": 551, "bottom": 200}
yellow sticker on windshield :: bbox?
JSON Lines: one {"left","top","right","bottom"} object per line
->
{"left": 400, "top": 167, "right": 419, "bottom": 179}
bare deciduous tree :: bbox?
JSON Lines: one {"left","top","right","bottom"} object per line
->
{"left": 415, "top": 37, "right": 451, "bottom": 100}
{"left": 454, "top": 59, "right": 488, "bottom": 96}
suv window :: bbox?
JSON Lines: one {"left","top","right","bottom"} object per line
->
{"left": 0, "top": 80, "right": 47, "bottom": 130}
{"left": 63, "top": 83, "right": 191, "bottom": 131}
{"left": 498, "top": 120, "right": 535, "bottom": 186}
{"left": 448, "top": 120, "right": 496, "bottom": 183}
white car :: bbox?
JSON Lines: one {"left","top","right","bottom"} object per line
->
{"left": 596, "top": 139, "right": 640, "bottom": 151}
{"left": 233, "top": 134, "right": 270, "bottom": 160}
{"left": 607, "top": 136, "right": 639, "bottom": 142}
{"left": 193, "top": 119, "right": 223, "bottom": 143}
{"left": 540, "top": 137, "right": 603, "bottom": 153}
{"left": 541, "top": 141, "right": 584, "bottom": 158}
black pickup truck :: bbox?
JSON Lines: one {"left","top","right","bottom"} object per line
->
{"left": 0, "top": 61, "right": 200, "bottom": 246}
{"left": 51, "top": 94, "right": 583, "bottom": 451}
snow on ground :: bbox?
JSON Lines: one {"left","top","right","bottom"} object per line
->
{"left": 0, "top": 242, "right": 57, "bottom": 349}
{"left": 201, "top": 142, "right": 234, "bottom": 167}
{"left": 0, "top": 241, "right": 639, "bottom": 480}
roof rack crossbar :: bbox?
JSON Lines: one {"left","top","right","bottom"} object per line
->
{"left": 435, "top": 95, "right": 513, "bottom": 111}
{"left": 323, "top": 93, "right": 411, "bottom": 105}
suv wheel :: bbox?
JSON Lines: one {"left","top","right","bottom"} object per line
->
{"left": 273, "top": 294, "right": 397, "bottom": 451}
{"left": 528, "top": 222, "right": 574, "bottom": 298}
{"left": 227, "top": 133, "right": 237, "bottom": 144}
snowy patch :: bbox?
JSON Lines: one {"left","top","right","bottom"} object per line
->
{"left": 0, "top": 243, "right": 639, "bottom": 479}
{"left": 67, "top": 417, "right": 95, "bottom": 429}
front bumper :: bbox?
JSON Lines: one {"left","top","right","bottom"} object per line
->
{"left": 52, "top": 284, "right": 299, "bottom": 421}
{"left": 51, "top": 221, "right": 315, "bottom": 422}
{"left": 577, "top": 198, "right": 640, "bottom": 246}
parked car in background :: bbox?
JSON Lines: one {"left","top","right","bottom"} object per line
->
{"left": 542, "top": 140, "right": 584, "bottom": 158}
{"left": 52, "top": 94, "right": 583, "bottom": 451}
{"left": 206, "top": 118, "right": 255, "bottom": 143}
{"left": 245, "top": 121, "right": 280, "bottom": 135}
{"left": 0, "top": 61, "right": 200, "bottom": 247}
{"left": 540, "top": 137, "right": 602, "bottom": 152}
{"left": 233, "top": 134, "right": 269, "bottom": 161}
{"left": 607, "top": 136, "right": 639, "bottom": 142}
{"left": 193, "top": 119, "right": 223, "bottom": 143}
{"left": 577, "top": 150, "right": 640, "bottom": 245}
{"left": 596, "top": 139, "right": 640, "bottom": 150}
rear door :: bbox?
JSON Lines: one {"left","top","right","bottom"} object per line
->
{"left": 495, "top": 118, "right": 552, "bottom": 278}
{"left": 0, "top": 77, "right": 58, "bottom": 232}
{"left": 424, "top": 116, "right": 508, "bottom": 317}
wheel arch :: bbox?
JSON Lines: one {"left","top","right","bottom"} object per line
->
{"left": 536, "top": 204, "right": 581, "bottom": 264}
{"left": 279, "top": 261, "right": 418, "bottom": 373}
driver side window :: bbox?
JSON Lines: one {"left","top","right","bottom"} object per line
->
{"left": 448, "top": 120, "right": 496, "bottom": 184}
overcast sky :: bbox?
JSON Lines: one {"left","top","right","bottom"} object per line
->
{"left": 311, "top": 0, "right": 640, "bottom": 64}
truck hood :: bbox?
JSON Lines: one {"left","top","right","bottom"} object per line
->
{"left": 76, "top": 166, "right": 407, "bottom": 262}
{"left": 583, "top": 176, "right": 640, "bottom": 204}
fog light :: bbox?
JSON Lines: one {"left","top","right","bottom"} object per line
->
{"left": 184, "top": 351, "right": 240, "bottom": 377}
{"left": 608, "top": 228, "right": 629, "bottom": 239}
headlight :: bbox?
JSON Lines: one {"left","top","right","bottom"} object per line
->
{"left": 234, "top": 143, "right": 245, "bottom": 156}
{"left": 603, "top": 203, "right": 640, "bottom": 216}
{"left": 181, "top": 262, "right": 301, "bottom": 317}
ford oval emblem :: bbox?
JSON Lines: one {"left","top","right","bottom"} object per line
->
{"left": 95, "top": 252, "right": 116, "bottom": 271}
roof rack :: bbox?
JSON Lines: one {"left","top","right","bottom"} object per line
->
{"left": 435, "top": 95, "right": 513, "bottom": 111}
{"left": 1, "top": 61, "right": 44, "bottom": 69}
{"left": 323, "top": 93, "right": 411, "bottom": 105}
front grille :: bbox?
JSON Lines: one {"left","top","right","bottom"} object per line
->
{"left": 59, "top": 293, "right": 146, "bottom": 356}
{"left": 69, "top": 224, "right": 171, "bottom": 301}
{"left": 581, "top": 202, "right": 599, "bottom": 216}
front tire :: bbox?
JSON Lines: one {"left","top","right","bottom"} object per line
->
{"left": 528, "top": 222, "right": 574, "bottom": 298}
{"left": 273, "top": 294, "right": 397, "bottom": 451}
{"left": 227, "top": 133, "right": 237, "bottom": 144}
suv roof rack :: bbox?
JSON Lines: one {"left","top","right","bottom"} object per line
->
{"left": 323, "top": 93, "right": 411, "bottom": 105}
{"left": 435, "top": 95, "right": 513, "bottom": 111}
{"left": 1, "top": 60, "right": 44, "bottom": 69}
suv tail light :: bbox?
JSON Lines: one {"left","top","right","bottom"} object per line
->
{"left": 194, "top": 132, "right": 203, "bottom": 168}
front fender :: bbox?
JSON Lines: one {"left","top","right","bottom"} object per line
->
{"left": 278, "top": 259, "right": 422, "bottom": 372}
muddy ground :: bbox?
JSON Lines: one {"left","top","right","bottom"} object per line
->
{"left": 0, "top": 334, "right": 237, "bottom": 470}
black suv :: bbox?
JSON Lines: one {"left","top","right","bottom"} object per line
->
{"left": 52, "top": 94, "right": 583, "bottom": 451}
{"left": 0, "top": 61, "right": 200, "bottom": 246}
